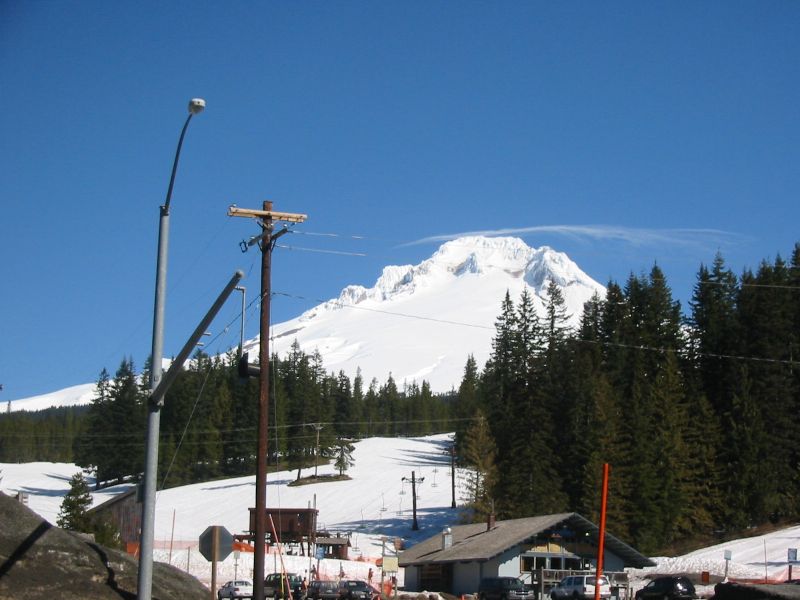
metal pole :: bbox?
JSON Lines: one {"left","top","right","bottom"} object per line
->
{"left": 253, "top": 201, "right": 274, "bottom": 600}
{"left": 138, "top": 100, "right": 203, "bottom": 600}
{"left": 380, "top": 537, "right": 386, "bottom": 596}
{"left": 236, "top": 286, "right": 246, "bottom": 356}
{"left": 211, "top": 526, "right": 219, "bottom": 600}
{"left": 149, "top": 271, "right": 243, "bottom": 406}
{"left": 411, "top": 471, "right": 419, "bottom": 530}
{"left": 450, "top": 443, "right": 456, "bottom": 509}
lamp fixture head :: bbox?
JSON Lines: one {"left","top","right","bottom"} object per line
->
{"left": 188, "top": 98, "right": 206, "bottom": 115}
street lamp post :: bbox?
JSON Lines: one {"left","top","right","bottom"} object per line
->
{"left": 137, "top": 98, "right": 205, "bottom": 600}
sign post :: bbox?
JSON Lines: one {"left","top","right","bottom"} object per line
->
{"left": 200, "top": 525, "right": 234, "bottom": 599}
{"left": 724, "top": 550, "right": 732, "bottom": 582}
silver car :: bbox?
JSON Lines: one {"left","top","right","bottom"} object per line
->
{"left": 550, "top": 575, "right": 611, "bottom": 600}
{"left": 219, "top": 580, "right": 254, "bottom": 600}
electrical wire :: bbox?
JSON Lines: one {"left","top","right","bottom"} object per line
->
{"left": 160, "top": 364, "right": 213, "bottom": 489}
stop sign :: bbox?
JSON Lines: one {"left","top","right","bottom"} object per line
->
{"left": 199, "top": 525, "right": 234, "bottom": 561}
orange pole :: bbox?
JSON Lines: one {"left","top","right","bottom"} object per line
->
{"left": 594, "top": 464, "right": 610, "bottom": 600}
{"left": 269, "top": 515, "right": 292, "bottom": 598}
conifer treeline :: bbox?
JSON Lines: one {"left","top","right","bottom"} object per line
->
{"left": 455, "top": 245, "right": 800, "bottom": 554}
{"left": 0, "top": 343, "right": 455, "bottom": 488}
{"left": 1, "top": 244, "right": 797, "bottom": 555}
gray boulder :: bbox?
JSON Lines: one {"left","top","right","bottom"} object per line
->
{"left": 0, "top": 491, "right": 209, "bottom": 599}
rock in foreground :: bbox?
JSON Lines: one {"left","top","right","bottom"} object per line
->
{"left": 0, "top": 492, "right": 208, "bottom": 600}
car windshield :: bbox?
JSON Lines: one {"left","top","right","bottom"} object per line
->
{"left": 675, "top": 579, "right": 694, "bottom": 591}
{"left": 587, "top": 577, "right": 608, "bottom": 586}
{"left": 342, "top": 581, "right": 369, "bottom": 590}
{"left": 506, "top": 580, "right": 524, "bottom": 590}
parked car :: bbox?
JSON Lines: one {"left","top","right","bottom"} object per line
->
{"left": 478, "top": 577, "right": 535, "bottom": 600}
{"left": 264, "top": 573, "right": 306, "bottom": 600}
{"left": 337, "top": 579, "right": 375, "bottom": 600}
{"left": 219, "top": 580, "right": 254, "bottom": 600}
{"left": 308, "top": 580, "right": 341, "bottom": 600}
{"left": 634, "top": 576, "right": 697, "bottom": 600}
{"left": 550, "top": 575, "right": 611, "bottom": 600}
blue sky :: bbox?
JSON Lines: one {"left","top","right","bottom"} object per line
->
{"left": 2, "top": 2, "right": 798, "bottom": 401}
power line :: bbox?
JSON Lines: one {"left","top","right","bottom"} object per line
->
{"left": 270, "top": 291, "right": 493, "bottom": 330}
{"left": 274, "top": 244, "right": 368, "bottom": 257}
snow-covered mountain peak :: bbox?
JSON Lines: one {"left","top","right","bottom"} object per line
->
{"left": 274, "top": 235, "right": 605, "bottom": 392}
{"left": 299, "top": 236, "right": 599, "bottom": 321}
{"left": 524, "top": 244, "right": 598, "bottom": 292}
{"left": 430, "top": 236, "right": 533, "bottom": 273}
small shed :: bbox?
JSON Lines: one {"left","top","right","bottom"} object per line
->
{"left": 86, "top": 487, "right": 140, "bottom": 553}
{"left": 315, "top": 535, "right": 351, "bottom": 560}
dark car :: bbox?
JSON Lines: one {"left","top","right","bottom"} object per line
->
{"left": 338, "top": 580, "right": 375, "bottom": 600}
{"left": 635, "top": 577, "right": 697, "bottom": 600}
{"left": 264, "top": 573, "right": 306, "bottom": 600}
{"left": 478, "top": 577, "right": 535, "bottom": 600}
{"left": 309, "top": 580, "right": 340, "bottom": 600}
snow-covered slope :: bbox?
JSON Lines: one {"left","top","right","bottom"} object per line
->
{"left": 4, "top": 435, "right": 800, "bottom": 591}
{"left": 250, "top": 236, "right": 604, "bottom": 392}
{"left": 5, "top": 383, "right": 97, "bottom": 413}
{"left": 7, "top": 236, "right": 603, "bottom": 410}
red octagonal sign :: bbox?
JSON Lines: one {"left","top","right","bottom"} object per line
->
{"left": 199, "top": 525, "right": 234, "bottom": 562}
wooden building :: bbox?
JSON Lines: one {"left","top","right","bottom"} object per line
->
{"left": 399, "top": 512, "right": 654, "bottom": 597}
{"left": 315, "top": 535, "right": 351, "bottom": 560}
{"left": 86, "top": 488, "right": 140, "bottom": 554}
{"left": 245, "top": 507, "right": 319, "bottom": 555}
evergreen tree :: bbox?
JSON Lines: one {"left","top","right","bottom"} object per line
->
{"left": 544, "top": 280, "right": 571, "bottom": 350}
{"left": 454, "top": 355, "right": 480, "bottom": 450}
{"left": 736, "top": 257, "right": 797, "bottom": 522}
{"left": 332, "top": 370, "right": 355, "bottom": 437}
{"left": 75, "top": 368, "right": 114, "bottom": 487}
{"left": 334, "top": 437, "right": 355, "bottom": 475}
{"left": 57, "top": 472, "right": 93, "bottom": 531}
{"left": 688, "top": 254, "right": 740, "bottom": 415}
{"left": 461, "top": 410, "right": 497, "bottom": 520}
{"left": 106, "top": 358, "right": 145, "bottom": 485}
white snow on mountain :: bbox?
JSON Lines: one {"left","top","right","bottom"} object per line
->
{"left": 7, "top": 236, "right": 603, "bottom": 411}
{"left": 249, "top": 236, "right": 604, "bottom": 393}
{"left": 5, "top": 383, "right": 98, "bottom": 414}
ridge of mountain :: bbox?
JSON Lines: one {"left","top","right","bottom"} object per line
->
{"left": 300, "top": 236, "right": 598, "bottom": 322}
{"left": 255, "top": 235, "right": 604, "bottom": 392}
{"left": 9, "top": 236, "right": 604, "bottom": 411}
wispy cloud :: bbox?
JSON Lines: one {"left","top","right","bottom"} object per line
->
{"left": 401, "top": 225, "right": 749, "bottom": 250}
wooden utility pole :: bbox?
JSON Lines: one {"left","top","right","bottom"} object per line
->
{"left": 228, "top": 202, "right": 307, "bottom": 600}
